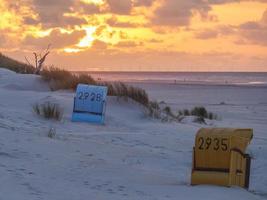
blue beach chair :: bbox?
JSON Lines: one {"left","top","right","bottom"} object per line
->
{"left": 72, "top": 84, "right": 108, "bottom": 124}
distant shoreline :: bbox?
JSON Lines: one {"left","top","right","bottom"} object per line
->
{"left": 74, "top": 71, "right": 267, "bottom": 87}
{"left": 74, "top": 71, "right": 267, "bottom": 74}
{"left": 127, "top": 81, "right": 267, "bottom": 88}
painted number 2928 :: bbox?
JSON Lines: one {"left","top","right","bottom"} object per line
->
{"left": 78, "top": 92, "right": 102, "bottom": 102}
{"left": 198, "top": 137, "right": 228, "bottom": 151}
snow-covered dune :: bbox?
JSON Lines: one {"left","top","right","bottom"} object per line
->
{"left": 0, "top": 68, "right": 266, "bottom": 200}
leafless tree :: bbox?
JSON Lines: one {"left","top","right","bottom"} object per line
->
{"left": 25, "top": 44, "right": 51, "bottom": 75}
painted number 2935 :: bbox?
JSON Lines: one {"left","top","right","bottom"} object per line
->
{"left": 198, "top": 137, "right": 228, "bottom": 151}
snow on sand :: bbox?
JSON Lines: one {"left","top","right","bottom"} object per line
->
{"left": 0, "top": 68, "right": 266, "bottom": 200}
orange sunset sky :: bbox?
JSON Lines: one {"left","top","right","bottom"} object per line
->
{"left": 0, "top": 0, "right": 267, "bottom": 71}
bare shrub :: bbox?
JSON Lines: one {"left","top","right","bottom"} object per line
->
{"left": 24, "top": 45, "right": 50, "bottom": 74}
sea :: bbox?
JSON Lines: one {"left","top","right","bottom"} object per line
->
{"left": 78, "top": 72, "right": 267, "bottom": 87}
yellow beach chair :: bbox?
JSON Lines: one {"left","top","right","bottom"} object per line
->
{"left": 191, "top": 128, "right": 253, "bottom": 188}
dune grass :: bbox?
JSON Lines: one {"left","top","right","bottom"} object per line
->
{"left": 41, "top": 67, "right": 149, "bottom": 106}
{"left": 0, "top": 53, "right": 35, "bottom": 74}
{"left": 178, "top": 106, "right": 218, "bottom": 121}
{"left": 100, "top": 82, "right": 149, "bottom": 106}
{"left": 146, "top": 103, "right": 218, "bottom": 123}
{"left": 1, "top": 54, "right": 217, "bottom": 122}
{"left": 147, "top": 101, "right": 161, "bottom": 118}
{"left": 32, "top": 102, "right": 63, "bottom": 121}
{"left": 41, "top": 67, "right": 96, "bottom": 91}
{"left": 1, "top": 54, "right": 219, "bottom": 123}
{"left": 0, "top": 54, "right": 150, "bottom": 106}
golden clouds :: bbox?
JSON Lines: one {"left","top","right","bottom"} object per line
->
{"left": 0, "top": 0, "right": 267, "bottom": 71}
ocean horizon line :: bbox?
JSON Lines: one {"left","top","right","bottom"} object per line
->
{"left": 72, "top": 70, "right": 267, "bottom": 74}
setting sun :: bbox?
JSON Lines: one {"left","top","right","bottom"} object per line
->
{"left": 77, "top": 27, "right": 97, "bottom": 48}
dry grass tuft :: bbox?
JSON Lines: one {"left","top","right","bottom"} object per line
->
{"left": 1, "top": 54, "right": 151, "bottom": 108}
{"left": 177, "top": 106, "right": 218, "bottom": 124}
{"left": 0, "top": 53, "right": 35, "bottom": 74}
{"left": 100, "top": 82, "right": 149, "bottom": 106}
{"left": 48, "top": 127, "right": 56, "bottom": 138}
{"left": 147, "top": 101, "right": 161, "bottom": 119}
{"left": 178, "top": 106, "right": 217, "bottom": 120}
{"left": 41, "top": 67, "right": 96, "bottom": 90}
{"left": 41, "top": 67, "right": 149, "bottom": 106}
{"left": 32, "top": 102, "right": 63, "bottom": 121}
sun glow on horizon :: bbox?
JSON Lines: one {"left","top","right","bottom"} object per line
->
{"left": 63, "top": 48, "right": 81, "bottom": 53}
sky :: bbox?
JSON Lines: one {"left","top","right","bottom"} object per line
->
{"left": 0, "top": 0, "right": 267, "bottom": 71}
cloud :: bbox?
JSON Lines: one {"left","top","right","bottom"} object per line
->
{"left": 195, "top": 29, "right": 219, "bottom": 39}
{"left": 195, "top": 25, "right": 234, "bottom": 39}
{"left": 150, "top": 0, "right": 266, "bottom": 27}
{"left": 261, "top": 9, "right": 267, "bottom": 25}
{"left": 94, "top": 25, "right": 107, "bottom": 36}
{"left": 119, "top": 31, "right": 129, "bottom": 39}
{"left": 151, "top": 0, "right": 211, "bottom": 26}
{"left": 24, "top": 0, "right": 100, "bottom": 27}
{"left": 239, "top": 21, "right": 262, "bottom": 30}
{"left": 23, "top": 17, "right": 39, "bottom": 25}
{"left": 204, "top": 0, "right": 267, "bottom": 4}
{"left": 106, "top": 16, "right": 140, "bottom": 28}
{"left": 32, "top": 0, "right": 73, "bottom": 21}
{"left": 133, "top": 0, "right": 154, "bottom": 7}
{"left": 30, "top": 0, "right": 90, "bottom": 28}
{"left": 0, "top": 30, "right": 21, "bottom": 49}
{"left": 238, "top": 9, "right": 267, "bottom": 46}
{"left": 23, "top": 29, "right": 86, "bottom": 49}
{"left": 194, "top": 8, "right": 267, "bottom": 46}
{"left": 92, "top": 25, "right": 118, "bottom": 41}
{"left": 114, "top": 41, "right": 143, "bottom": 48}
{"left": 106, "top": 0, "right": 132, "bottom": 14}
{"left": 0, "top": 33, "right": 7, "bottom": 48}
{"left": 147, "top": 38, "right": 163, "bottom": 43}
{"left": 91, "top": 39, "right": 108, "bottom": 49}
{"left": 80, "top": 2, "right": 101, "bottom": 14}
{"left": 45, "top": 48, "right": 267, "bottom": 72}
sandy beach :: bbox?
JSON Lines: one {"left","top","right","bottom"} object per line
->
{"left": 1, "top": 0, "right": 267, "bottom": 199}
{"left": 0, "top": 68, "right": 266, "bottom": 200}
